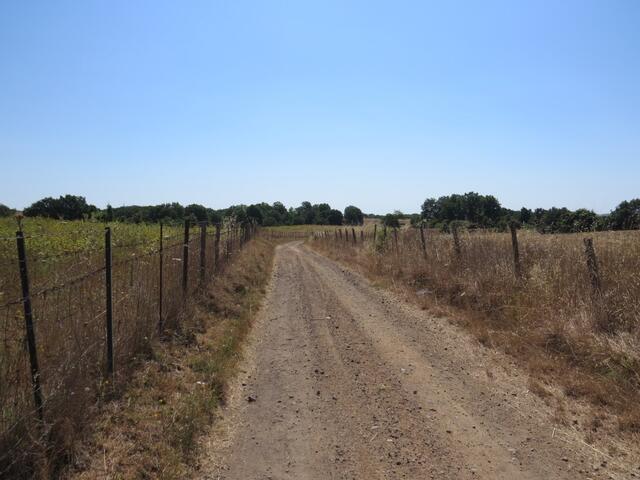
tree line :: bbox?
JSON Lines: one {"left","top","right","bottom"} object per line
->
{"left": 0, "top": 195, "right": 365, "bottom": 227}
{"left": 418, "top": 192, "right": 640, "bottom": 233}
{"left": 2, "top": 193, "right": 638, "bottom": 233}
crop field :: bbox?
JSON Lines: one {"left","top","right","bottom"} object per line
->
{"left": 0, "top": 217, "right": 251, "bottom": 477}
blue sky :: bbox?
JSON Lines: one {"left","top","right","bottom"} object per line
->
{"left": 1, "top": 1, "right": 638, "bottom": 213}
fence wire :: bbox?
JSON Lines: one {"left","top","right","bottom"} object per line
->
{"left": 0, "top": 221, "right": 257, "bottom": 477}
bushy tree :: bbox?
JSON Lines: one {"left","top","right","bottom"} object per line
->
{"left": 326, "top": 209, "right": 343, "bottom": 225}
{"left": 344, "top": 205, "right": 364, "bottom": 225}
{"left": 0, "top": 203, "right": 15, "bottom": 217}
{"left": 185, "top": 204, "right": 208, "bottom": 222}
{"left": 420, "top": 192, "right": 501, "bottom": 227}
{"left": 24, "top": 195, "right": 96, "bottom": 220}
{"left": 246, "top": 204, "right": 263, "bottom": 224}
{"left": 608, "top": 199, "right": 640, "bottom": 230}
{"left": 382, "top": 213, "right": 400, "bottom": 229}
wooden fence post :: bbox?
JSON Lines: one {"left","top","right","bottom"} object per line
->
{"left": 584, "top": 238, "right": 601, "bottom": 296}
{"left": 15, "top": 230, "right": 44, "bottom": 422}
{"left": 360, "top": 229, "right": 364, "bottom": 242}
{"left": 451, "top": 223, "right": 461, "bottom": 256}
{"left": 214, "top": 223, "right": 221, "bottom": 271}
{"left": 419, "top": 225, "right": 427, "bottom": 260}
{"left": 199, "top": 222, "right": 207, "bottom": 285}
{"left": 393, "top": 228, "right": 399, "bottom": 254}
{"left": 373, "top": 224, "right": 377, "bottom": 244}
{"left": 351, "top": 228, "right": 357, "bottom": 243}
{"left": 509, "top": 222, "right": 522, "bottom": 279}
{"left": 182, "top": 220, "right": 189, "bottom": 297}
{"left": 104, "top": 227, "right": 114, "bottom": 375}
{"left": 158, "top": 223, "right": 164, "bottom": 333}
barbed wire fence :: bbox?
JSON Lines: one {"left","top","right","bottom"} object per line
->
{"left": 0, "top": 219, "right": 257, "bottom": 477}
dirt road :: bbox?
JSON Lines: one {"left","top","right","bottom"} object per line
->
{"left": 199, "top": 242, "right": 628, "bottom": 479}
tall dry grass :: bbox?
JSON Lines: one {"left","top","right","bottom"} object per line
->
{"left": 311, "top": 227, "right": 640, "bottom": 426}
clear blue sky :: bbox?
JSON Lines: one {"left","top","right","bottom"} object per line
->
{"left": 1, "top": 1, "right": 638, "bottom": 214}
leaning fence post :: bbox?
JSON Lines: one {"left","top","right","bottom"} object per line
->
{"left": 158, "top": 223, "right": 164, "bottom": 334}
{"left": 199, "top": 222, "right": 207, "bottom": 285}
{"left": 104, "top": 227, "right": 114, "bottom": 376}
{"left": 214, "top": 223, "right": 221, "bottom": 271}
{"left": 419, "top": 225, "right": 427, "bottom": 260}
{"left": 16, "top": 230, "right": 44, "bottom": 423}
{"left": 584, "top": 238, "right": 601, "bottom": 297}
{"left": 509, "top": 222, "right": 522, "bottom": 279}
{"left": 182, "top": 219, "right": 190, "bottom": 297}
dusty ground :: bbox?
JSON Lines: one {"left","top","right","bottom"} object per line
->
{"left": 199, "top": 242, "right": 637, "bottom": 479}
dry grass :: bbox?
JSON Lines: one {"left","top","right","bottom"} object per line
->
{"left": 0, "top": 220, "right": 259, "bottom": 479}
{"left": 60, "top": 236, "right": 275, "bottom": 479}
{"left": 310, "top": 227, "right": 640, "bottom": 431}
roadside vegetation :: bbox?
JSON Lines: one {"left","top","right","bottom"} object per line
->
{"left": 63, "top": 236, "right": 275, "bottom": 479}
{"left": 0, "top": 212, "right": 259, "bottom": 479}
{"left": 310, "top": 226, "right": 640, "bottom": 440}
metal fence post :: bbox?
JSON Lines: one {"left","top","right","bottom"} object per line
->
{"left": 158, "top": 223, "right": 164, "bottom": 334}
{"left": 15, "top": 231, "right": 44, "bottom": 423}
{"left": 182, "top": 220, "right": 190, "bottom": 297}
{"left": 199, "top": 222, "right": 207, "bottom": 285}
{"left": 509, "top": 222, "right": 522, "bottom": 279}
{"left": 104, "top": 227, "right": 114, "bottom": 375}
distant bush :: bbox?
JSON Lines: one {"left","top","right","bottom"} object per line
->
{"left": 382, "top": 213, "right": 400, "bottom": 229}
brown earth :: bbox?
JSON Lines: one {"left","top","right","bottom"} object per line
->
{"left": 198, "top": 241, "right": 637, "bottom": 479}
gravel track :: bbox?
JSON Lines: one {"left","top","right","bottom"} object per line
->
{"left": 199, "top": 241, "right": 629, "bottom": 480}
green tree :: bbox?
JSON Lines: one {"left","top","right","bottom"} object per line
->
{"left": 421, "top": 198, "right": 439, "bottom": 222}
{"left": 343, "top": 205, "right": 364, "bottom": 225}
{"left": 246, "top": 204, "right": 264, "bottom": 224}
{"left": 326, "top": 209, "right": 343, "bottom": 225}
{"left": 105, "top": 204, "right": 114, "bottom": 222}
{"left": 185, "top": 204, "right": 208, "bottom": 222}
{"left": 0, "top": 203, "right": 15, "bottom": 217}
{"left": 24, "top": 195, "right": 96, "bottom": 220}
{"left": 608, "top": 199, "right": 640, "bottom": 230}
{"left": 382, "top": 213, "right": 400, "bottom": 229}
